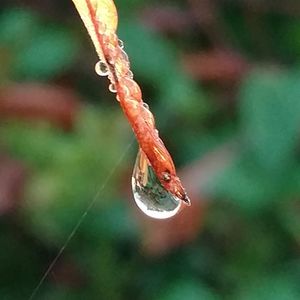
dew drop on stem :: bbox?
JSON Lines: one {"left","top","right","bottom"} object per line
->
{"left": 95, "top": 61, "right": 109, "bottom": 76}
{"left": 143, "top": 102, "right": 149, "bottom": 109}
{"left": 109, "top": 83, "right": 117, "bottom": 93}
{"left": 126, "top": 70, "right": 134, "bottom": 79}
{"left": 121, "top": 49, "right": 129, "bottom": 62}
{"left": 118, "top": 39, "right": 124, "bottom": 49}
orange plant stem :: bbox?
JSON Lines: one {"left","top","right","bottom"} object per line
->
{"left": 72, "top": 0, "right": 190, "bottom": 204}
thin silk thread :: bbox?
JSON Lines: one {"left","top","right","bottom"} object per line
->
{"left": 28, "top": 141, "right": 133, "bottom": 300}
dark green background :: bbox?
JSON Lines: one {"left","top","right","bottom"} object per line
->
{"left": 0, "top": 0, "right": 300, "bottom": 299}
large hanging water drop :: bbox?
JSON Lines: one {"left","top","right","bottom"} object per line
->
{"left": 132, "top": 150, "right": 182, "bottom": 219}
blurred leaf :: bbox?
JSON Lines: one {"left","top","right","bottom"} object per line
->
{"left": 142, "top": 5, "right": 193, "bottom": 35}
{"left": 1, "top": 107, "right": 131, "bottom": 245}
{"left": 183, "top": 51, "right": 249, "bottom": 84}
{"left": 2, "top": 1, "right": 300, "bottom": 299}
{"left": 115, "top": 0, "right": 145, "bottom": 16}
{"left": 14, "top": 26, "right": 79, "bottom": 80}
{"left": 208, "top": 154, "right": 281, "bottom": 210}
{"left": 237, "top": 274, "right": 299, "bottom": 300}
{"left": 0, "top": 8, "right": 79, "bottom": 80}
{"left": 0, "top": 228, "right": 42, "bottom": 299}
{"left": 140, "top": 198, "right": 204, "bottom": 256}
{"left": 119, "top": 22, "right": 176, "bottom": 81}
{"left": 0, "top": 83, "right": 81, "bottom": 131}
{"left": 279, "top": 196, "right": 300, "bottom": 242}
{"left": 281, "top": 19, "right": 300, "bottom": 59}
{"left": 240, "top": 69, "right": 300, "bottom": 171}
{"left": 0, "top": 155, "right": 27, "bottom": 215}
{"left": 119, "top": 21, "right": 209, "bottom": 121}
{"left": 0, "top": 8, "right": 38, "bottom": 46}
{"left": 83, "top": 201, "right": 139, "bottom": 243}
{"left": 158, "top": 279, "right": 219, "bottom": 300}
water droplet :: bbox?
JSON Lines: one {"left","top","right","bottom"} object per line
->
{"left": 122, "top": 78, "right": 141, "bottom": 100}
{"left": 109, "top": 83, "right": 117, "bottom": 93}
{"left": 126, "top": 70, "right": 134, "bottom": 79}
{"left": 143, "top": 102, "right": 149, "bottom": 109}
{"left": 95, "top": 61, "right": 109, "bottom": 76}
{"left": 121, "top": 49, "right": 129, "bottom": 62}
{"left": 132, "top": 150, "right": 182, "bottom": 219}
{"left": 118, "top": 39, "right": 124, "bottom": 49}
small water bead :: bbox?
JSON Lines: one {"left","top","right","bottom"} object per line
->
{"left": 132, "top": 150, "right": 182, "bottom": 219}
{"left": 123, "top": 78, "right": 142, "bottom": 100}
{"left": 118, "top": 39, "right": 124, "bottom": 49}
{"left": 126, "top": 70, "right": 134, "bottom": 79}
{"left": 109, "top": 83, "right": 117, "bottom": 93}
{"left": 121, "top": 49, "right": 129, "bottom": 63}
{"left": 142, "top": 102, "right": 154, "bottom": 126}
{"left": 95, "top": 61, "right": 109, "bottom": 76}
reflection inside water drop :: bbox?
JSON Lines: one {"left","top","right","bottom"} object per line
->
{"left": 132, "top": 150, "right": 182, "bottom": 219}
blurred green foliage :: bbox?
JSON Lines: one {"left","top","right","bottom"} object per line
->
{"left": 0, "top": 8, "right": 78, "bottom": 80}
{"left": 0, "top": 1, "right": 300, "bottom": 299}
